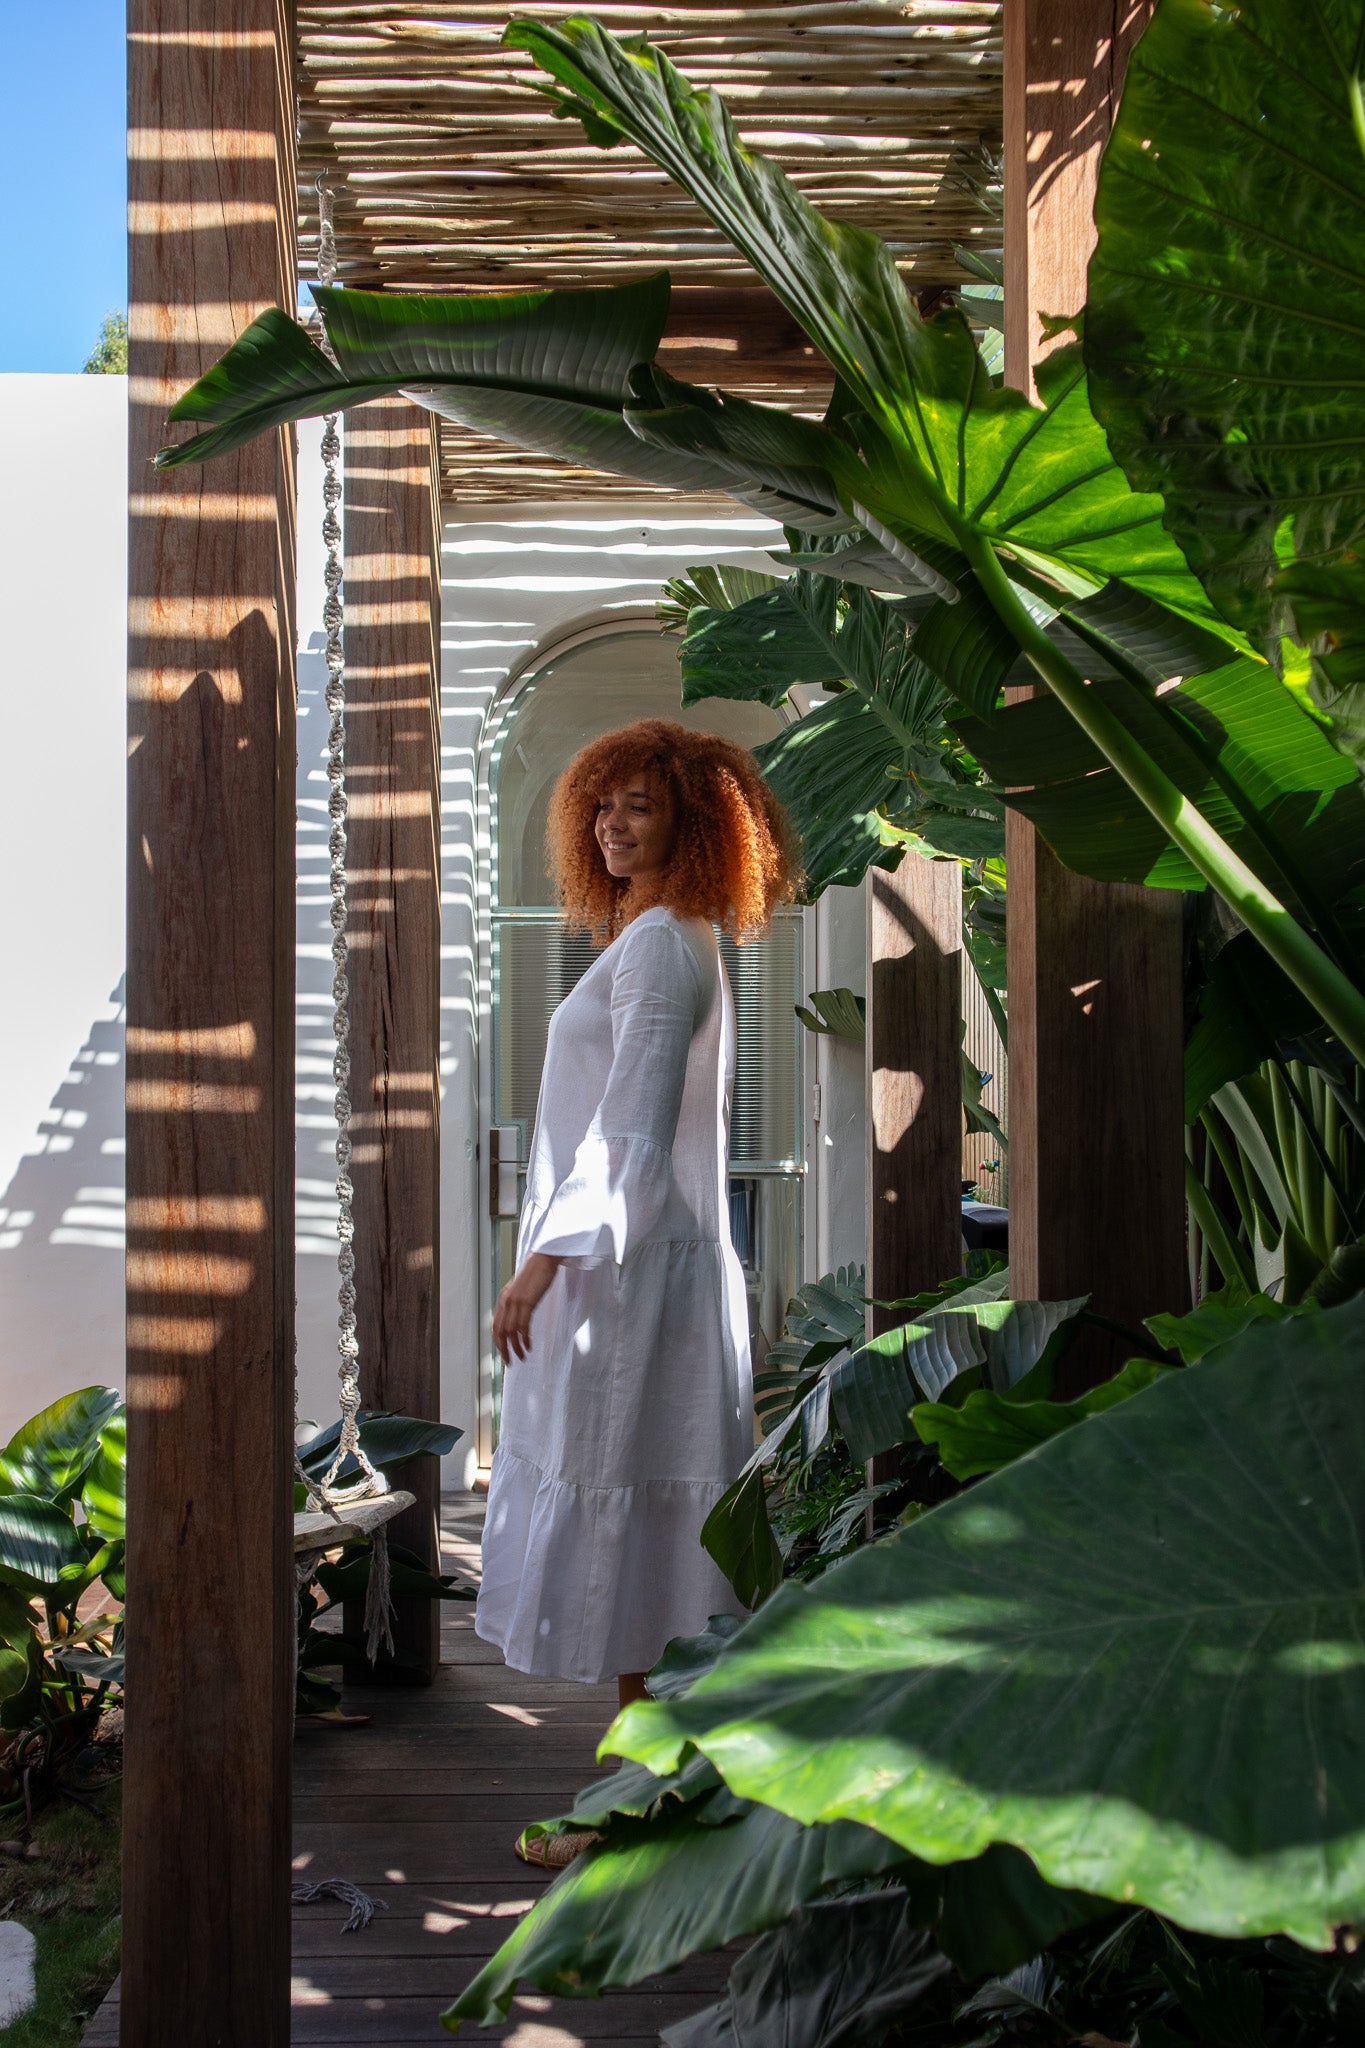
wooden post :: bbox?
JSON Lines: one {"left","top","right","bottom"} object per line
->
{"left": 866, "top": 860, "right": 963, "bottom": 1330}
{"left": 123, "top": 1, "right": 297, "bottom": 2040}
{"left": 341, "top": 398, "right": 444, "bottom": 1683}
{"left": 1003, "top": 0, "right": 1186, "bottom": 1392}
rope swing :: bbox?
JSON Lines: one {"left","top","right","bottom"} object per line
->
{"left": 291, "top": 174, "right": 409, "bottom": 1664}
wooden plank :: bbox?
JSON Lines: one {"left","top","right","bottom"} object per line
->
{"left": 288, "top": 1994, "right": 713, "bottom": 2043}
{"left": 340, "top": 398, "right": 444, "bottom": 1683}
{"left": 1001, "top": 0, "right": 1185, "bottom": 1392}
{"left": 122, "top": 0, "right": 297, "bottom": 2041}
{"left": 866, "top": 859, "right": 964, "bottom": 1319}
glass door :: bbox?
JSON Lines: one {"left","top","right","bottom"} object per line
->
{"left": 483, "top": 628, "right": 805, "bottom": 1450}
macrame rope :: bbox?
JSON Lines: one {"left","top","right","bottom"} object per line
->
{"left": 293, "top": 174, "right": 395, "bottom": 1667}
{"left": 292, "top": 1877, "right": 389, "bottom": 1935}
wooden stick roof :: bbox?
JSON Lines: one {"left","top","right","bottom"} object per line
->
{"left": 297, "top": 3, "right": 1003, "bottom": 500}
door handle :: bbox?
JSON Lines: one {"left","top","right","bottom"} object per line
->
{"left": 489, "top": 1123, "right": 522, "bottom": 1219}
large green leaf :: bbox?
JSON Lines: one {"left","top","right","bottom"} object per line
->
{"left": 954, "top": 656, "right": 1365, "bottom": 917}
{"left": 298, "top": 1408, "right": 462, "bottom": 1485}
{"left": 680, "top": 575, "right": 843, "bottom": 709}
{"left": 1277, "top": 559, "right": 1365, "bottom": 779}
{"left": 609, "top": 1296, "right": 1365, "bottom": 1949}
{"left": 0, "top": 1491, "right": 89, "bottom": 1588}
{"left": 159, "top": 275, "right": 673, "bottom": 470}
{"left": 1086, "top": 0, "right": 1365, "bottom": 642}
{"left": 1145, "top": 1285, "right": 1299, "bottom": 1366}
{"left": 508, "top": 18, "right": 1237, "bottom": 633}
{"left": 80, "top": 1407, "right": 126, "bottom": 1542}
{"left": 828, "top": 1294, "right": 1089, "bottom": 1462}
{"left": 660, "top": 1893, "right": 950, "bottom": 2048}
{"left": 158, "top": 278, "right": 855, "bottom": 532}
{"left": 912, "top": 1358, "right": 1169, "bottom": 1481}
{"left": 0, "top": 1386, "right": 119, "bottom": 1504}
{"left": 682, "top": 575, "right": 999, "bottom": 893}
{"left": 443, "top": 1790, "right": 908, "bottom": 2026}
{"left": 699, "top": 1467, "right": 783, "bottom": 1611}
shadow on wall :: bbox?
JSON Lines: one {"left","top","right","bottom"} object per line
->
{"left": 0, "top": 980, "right": 127, "bottom": 1435}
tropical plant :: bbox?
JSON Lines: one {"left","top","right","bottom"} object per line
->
{"left": 444, "top": 1293, "right": 1365, "bottom": 2039}
{"left": 663, "top": 553, "right": 1004, "bottom": 894}
{"left": 151, "top": 9, "right": 1365, "bottom": 1126}
{"left": 700, "top": 1259, "right": 1085, "bottom": 1607}
{"left": 0, "top": 1388, "right": 125, "bottom": 1818}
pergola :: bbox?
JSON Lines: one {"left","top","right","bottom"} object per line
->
{"left": 121, "top": 2, "right": 1179, "bottom": 2039}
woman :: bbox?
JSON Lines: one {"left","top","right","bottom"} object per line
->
{"left": 476, "top": 718, "right": 795, "bottom": 1818}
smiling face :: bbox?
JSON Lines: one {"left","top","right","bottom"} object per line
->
{"left": 594, "top": 771, "right": 679, "bottom": 889}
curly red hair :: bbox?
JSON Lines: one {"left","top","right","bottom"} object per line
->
{"left": 547, "top": 719, "right": 798, "bottom": 943}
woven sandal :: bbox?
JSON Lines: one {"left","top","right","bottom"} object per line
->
{"left": 514, "top": 1828, "right": 603, "bottom": 1869}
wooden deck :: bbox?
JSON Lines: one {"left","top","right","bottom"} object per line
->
{"left": 85, "top": 1498, "right": 730, "bottom": 2045}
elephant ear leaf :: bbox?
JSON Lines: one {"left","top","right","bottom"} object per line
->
{"left": 1086, "top": 0, "right": 1365, "bottom": 644}
{"left": 608, "top": 1294, "right": 1365, "bottom": 1951}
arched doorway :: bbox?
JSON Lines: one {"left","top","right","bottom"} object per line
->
{"left": 478, "top": 625, "right": 808, "bottom": 1463}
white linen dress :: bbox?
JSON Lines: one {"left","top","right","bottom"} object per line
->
{"left": 476, "top": 905, "right": 753, "bottom": 1684}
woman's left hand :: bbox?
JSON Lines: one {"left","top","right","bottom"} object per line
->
{"left": 493, "top": 1252, "right": 561, "bottom": 1363}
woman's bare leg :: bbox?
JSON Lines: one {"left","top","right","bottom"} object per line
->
{"left": 617, "top": 1671, "right": 649, "bottom": 1710}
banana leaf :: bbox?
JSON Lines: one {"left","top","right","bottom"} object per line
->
{"left": 658, "top": 563, "right": 781, "bottom": 635}
{"left": 608, "top": 1295, "right": 1365, "bottom": 1949}
{"left": 702, "top": 1287, "right": 1086, "bottom": 1601}
{"left": 1086, "top": 0, "right": 1365, "bottom": 645}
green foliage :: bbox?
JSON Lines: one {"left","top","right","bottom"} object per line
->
{"left": 0, "top": 1782, "right": 122, "bottom": 2048}
{"left": 701, "top": 1263, "right": 1087, "bottom": 1609}
{"left": 1086, "top": 0, "right": 1365, "bottom": 653}
{"left": 658, "top": 1893, "right": 950, "bottom": 2048}
{"left": 445, "top": 1752, "right": 909, "bottom": 2025}
{"left": 912, "top": 1356, "right": 1168, "bottom": 1482}
{"left": 0, "top": 1391, "right": 126, "bottom": 1789}
{"left": 152, "top": 8, "right": 1365, "bottom": 1077}
{"left": 609, "top": 1297, "right": 1365, "bottom": 1949}
{"left": 793, "top": 987, "right": 865, "bottom": 1043}
{"left": 672, "top": 564, "right": 1004, "bottom": 894}
{"left": 82, "top": 311, "right": 127, "bottom": 375}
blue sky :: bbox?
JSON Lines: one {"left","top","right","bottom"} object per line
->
{"left": 0, "top": 1, "right": 127, "bottom": 373}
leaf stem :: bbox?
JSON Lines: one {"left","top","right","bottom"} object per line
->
{"left": 965, "top": 537, "right": 1365, "bottom": 1067}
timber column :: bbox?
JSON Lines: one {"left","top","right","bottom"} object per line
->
{"left": 342, "top": 398, "right": 444, "bottom": 1683}
{"left": 866, "top": 859, "right": 964, "bottom": 1327}
{"left": 1003, "top": 0, "right": 1185, "bottom": 1389}
{"left": 124, "top": 1, "right": 297, "bottom": 2040}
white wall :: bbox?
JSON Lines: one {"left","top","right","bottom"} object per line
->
{"left": 0, "top": 401, "right": 867, "bottom": 1461}
{"left": 0, "top": 376, "right": 127, "bottom": 1438}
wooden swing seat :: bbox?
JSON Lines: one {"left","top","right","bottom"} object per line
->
{"left": 293, "top": 1489, "right": 415, "bottom": 1555}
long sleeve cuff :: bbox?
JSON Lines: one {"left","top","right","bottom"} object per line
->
{"left": 520, "top": 1131, "right": 673, "bottom": 1266}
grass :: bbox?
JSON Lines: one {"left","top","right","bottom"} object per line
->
{"left": 0, "top": 1783, "right": 120, "bottom": 2047}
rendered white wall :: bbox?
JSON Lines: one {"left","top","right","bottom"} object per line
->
{"left": 0, "top": 376, "right": 127, "bottom": 1439}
